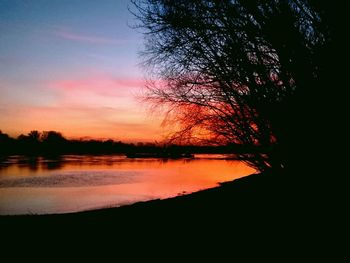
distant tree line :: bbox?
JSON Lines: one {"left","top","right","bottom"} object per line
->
{"left": 0, "top": 130, "right": 128, "bottom": 155}
{"left": 0, "top": 130, "right": 258, "bottom": 156}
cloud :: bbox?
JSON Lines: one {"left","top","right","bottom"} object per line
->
{"left": 52, "top": 28, "right": 127, "bottom": 45}
{"left": 49, "top": 75, "right": 145, "bottom": 99}
{"left": 0, "top": 74, "right": 164, "bottom": 141}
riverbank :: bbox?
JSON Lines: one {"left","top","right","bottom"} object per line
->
{"left": 0, "top": 172, "right": 308, "bottom": 228}
{"left": 1, "top": 171, "right": 333, "bottom": 259}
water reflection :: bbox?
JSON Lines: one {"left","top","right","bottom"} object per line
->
{"left": 0, "top": 154, "right": 255, "bottom": 215}
{"left": 0, "top": 155, "right": 124, "bottom": 176}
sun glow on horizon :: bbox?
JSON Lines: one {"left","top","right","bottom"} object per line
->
{"left": 0, "top": 0, "right": 165, "bottom": 142}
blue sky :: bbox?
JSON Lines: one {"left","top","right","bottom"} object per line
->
{"left": 0, "top": 0, "right": 163, "bottom": 141}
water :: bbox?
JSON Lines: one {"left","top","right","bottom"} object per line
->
{"left": 0, "top": 154, "right": 255, "bottom": 215}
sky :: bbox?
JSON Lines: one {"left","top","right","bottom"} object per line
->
{"left": 0, "top": 0, "right": 164, "bottom": 142}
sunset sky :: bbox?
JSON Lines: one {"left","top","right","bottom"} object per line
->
{"left": 0, "top": 0, "right": 164, "bottom": 142}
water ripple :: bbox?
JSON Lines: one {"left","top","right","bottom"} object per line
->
{"left": 0, "top": 170, "right": 141, "bottom": 188}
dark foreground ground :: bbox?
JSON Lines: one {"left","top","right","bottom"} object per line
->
{"left": 0, "top": 172, "right": 340, "bottom": 259}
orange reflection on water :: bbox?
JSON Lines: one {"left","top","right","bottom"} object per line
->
{"left": 0, "top": 155, "right": 255, "bottom": 215}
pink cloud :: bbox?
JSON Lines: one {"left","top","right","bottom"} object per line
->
{"left": 0, "top": 73, "right": 166, "bottom": 141}
{"left": 44, "top": 75, "right": 155, "bottom": 122}
{"left": 53, "top": 28, "right": 127, "bottom": 45}
{"left": 50, "top": 75, "right": 146, "bottom": 97}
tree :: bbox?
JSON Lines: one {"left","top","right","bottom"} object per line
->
{"left": 28, "top": 130, "right": 41, "bottom": 143}
{"left": 41, "top": 131, "right": 67, "bottom": 145}
{"left": 0, "top": 130, "right": 14, "bottom": 154}
{"left": 131, "top": 0, "right": 336, "bottom": 173}
{"left": 41, "top": 131, "right": 67, "bottom": 153}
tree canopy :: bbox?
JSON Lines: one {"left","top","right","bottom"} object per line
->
{"left": 132, "top": 0, "right": 340, "bottom": 173}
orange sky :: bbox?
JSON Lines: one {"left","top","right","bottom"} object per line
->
{"left": 0, "top": 0, "right": 166, "bottom": 142}
{"left": 0, "top": 74, "right": 165, "bottom": 142}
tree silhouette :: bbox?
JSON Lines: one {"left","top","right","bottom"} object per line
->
{"left": 41, "top": 131, "right": 67, "bottom": 153}
{"left": 0, "top": 130, "right": 14, "bottom": 155}
{"left": 131, "top": 0, "right": 337, "bottom": 173}
{"left": 17, "top": 131, "right": 42, "bottom": 152}
{"left": 28, "top": 130, "right": 41, "bottom": 143}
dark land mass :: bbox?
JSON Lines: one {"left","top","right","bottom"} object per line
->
{"left": 0, "top": 173, "right": 328, "bottom": 236}
{"left": 0, "top": 130, "right": 269, "bottom": 156}
{"left": 0, "top": 171, "right": 341, "bottom": 260}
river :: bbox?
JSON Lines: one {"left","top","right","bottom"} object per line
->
{"left": 0, "top": 154, "right": 255, "bottom": 215}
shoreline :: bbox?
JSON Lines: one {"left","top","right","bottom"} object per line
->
{"left": 0, "top": 172, "right": 289, "bottom": 220}
{"left": 0, "top": 170, "right": 328, "bottom": 254}
{"left": 1, "top": 170, "right": 320, "bottom": 232}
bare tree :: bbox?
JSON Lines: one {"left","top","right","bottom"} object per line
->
{"left": 131, "top": 0, "right": 330, "bottom": 173}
